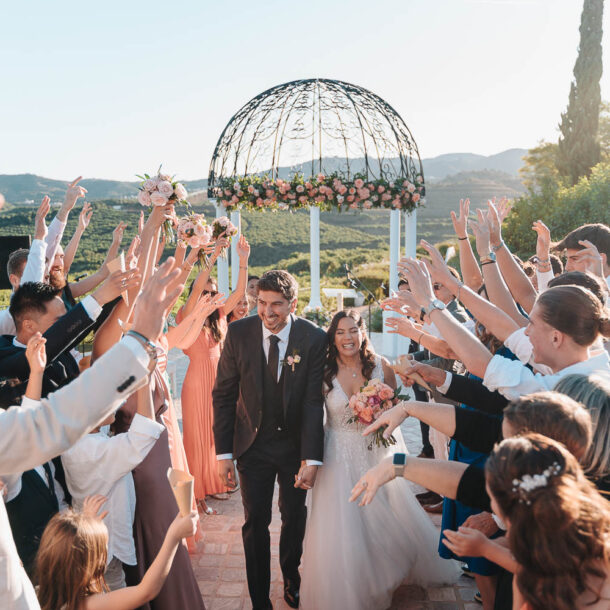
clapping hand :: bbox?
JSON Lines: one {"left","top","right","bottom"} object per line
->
{"left": 450, "top": 198, "right": 470, "bottom": 240}
{"left": 349, "top": 457, "right": 394, "bottom": 506}
{"left": 34, "top": 196, "right": 51, "bottom": 241}
{"left": 25, "top": 332, "right": 47, "bottom": 374}
{"left": 82, "top": 494, "right": 109, "bottom": 521}
{"left": 362, "top": 403, "right": 408, "bottom": 439}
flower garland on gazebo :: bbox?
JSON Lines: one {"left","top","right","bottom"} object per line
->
{"left": 212, "top": 172, "right": 425, "bottom": 213}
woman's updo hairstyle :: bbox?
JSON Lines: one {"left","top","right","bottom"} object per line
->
{"left": 536, "top": 285, "right": 610, "bottom": 346}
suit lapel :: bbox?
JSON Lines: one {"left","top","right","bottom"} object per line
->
{"left": 252, "top": 318, "right": 265, "bottom": 408}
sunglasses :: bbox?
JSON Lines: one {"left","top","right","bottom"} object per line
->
{"left": 203, "top": 290, "right": 218, "bottom": 296}
{"left": 433, "top": 283, "right": 442, "bottom": 291}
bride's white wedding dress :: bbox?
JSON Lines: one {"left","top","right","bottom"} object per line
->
{"left": 300, "top": 356, "right": 459, "bottom": 610}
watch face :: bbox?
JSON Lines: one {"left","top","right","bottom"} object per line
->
{"left": 433, "top": 299, "right": 446, "bottom": 310}
{"left": 393, "top": 453, "right": 407, "bottom": 466}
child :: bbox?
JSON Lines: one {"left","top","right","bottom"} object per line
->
{"left": 36, "top": 496, "right": 198, "bottom": 610}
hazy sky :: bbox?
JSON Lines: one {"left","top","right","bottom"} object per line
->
{"left": 1, "top": 0, "right": 608, "bottom": 181}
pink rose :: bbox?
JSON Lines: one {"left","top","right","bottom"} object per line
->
{"left": 299, "top": 195, "right": 307, "bottom": 203}
{"left": 338, "top": 185, "right": 347, "bottom": 195}
{"left": 381, "top": 193, "right": 391, "bottom": 201}
{"left": 363, "top": 201, "right": 373, "bottom": 209}
{"left": 357, "top": 187, "right": 370, "bottom": 199}
{"left": 256, "top": 197, "right": 263, "bottom": 205}
{"left": 378, "top": 185, "right": 385, "bottom": 193}
{"left": 350, "top": 202, "right": 358, "bottom": 209}
{"left": 157, "top": 180, "right": 174, "bottom": 197}
{"left": 150, "top": 191, "right": 169, "bottom": 206}
{"left": 412, "top": 193, "right": 421, "bottom": 203}
{"left": 305, "top": 182, "right": 313, "bottom": 189}
{"left": 224, "top": 189, "right": 231, "bottom": 197}
{"left": 407, "top": 182, "right": 416, "bottom": 193}
{"left": 188, "top": 236, "right": 200, "bottom": 248}
{"left": 265, "top": 189, "right": 275, "bottom": 199}
{"left": 354, "top": 178, "right": 364, "bottom": 189}
{"left": 296, "top": 185, "right": 305, "bottom": 193}
{"left": 347, "top": 195, "right": 355, "bottom": 202}
{"left": 174, "top": 183, "right": 188, "bottom": 200}
{"left": 317, "top": 173, "right": 325, "bottom": 181}
{"left": 143, "top": 178, "right": 158, "bottom": 192}
{"left": 393, "top": 199, "right": 402, "bottom": 208}
{"left": 378, "top": 387, "right": 394, "bottom": 400}
{"left": 360, "top": 406, "right": 374, "bottom": 424}
{"left": 247, "top": 185, "right": 254, "bottom": 194}
{"left": 194, "top": 223, "right": 207, "bottom": 236}
{"left": 416, "top": 174, "right": 423, "bottom": 182}
{"left": 231, "top": 195, "right": 239, "bottom": 203}
{"left": 138, "top": 190, "right": 152, "bottom": 206}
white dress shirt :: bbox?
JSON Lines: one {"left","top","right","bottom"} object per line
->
{"left": 218, "top": 316, "right": 322, "bottom": 465}
{"left": 62, "top": 414, "right": 164, "bottom": 565}
{"left": 0, "top": 337, "right": 150, "bottom": 610}
{"left": 44, "top": 216, "right": 66, "bottom": 274}
{"left": 483, "top": 350, "right": 610, "bottom": 401}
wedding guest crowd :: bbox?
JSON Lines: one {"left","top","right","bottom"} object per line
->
{"left": 0, "top": 174, "right": 608, "bottom": 610}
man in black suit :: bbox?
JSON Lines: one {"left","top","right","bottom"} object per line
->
{"left": 0, "top": 272, "right": 134, "bottom": 575}
{"left": 213, "top": 270, "right": 327, "bottom": 610}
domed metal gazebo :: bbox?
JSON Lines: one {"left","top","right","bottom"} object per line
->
{"left": 207, "top": 78, "right": 424, "bottom": 354}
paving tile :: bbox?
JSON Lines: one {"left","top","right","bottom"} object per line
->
{"left": 216, "top": 582, "right": 244, "bottom": 597}
{"left": 198, "top": 554, "right": 224, "bottom": 567}
{"left": 428, "top": 586, "right": 457, "bottom": 601}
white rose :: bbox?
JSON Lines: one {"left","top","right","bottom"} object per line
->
{"left": 157, "top": 180, "right": 174, "bottom": 197}
{"left": 194, "top": 223, "right": 207, "bottom": 236}
{"left": 150, "top": 191, "right": 169, "bottom": 206}
{"left": 138, "top": 190, "right": 152, "bottom": 206}
{"left": 233, "top": 182, "right": 240, "bottom": 191}
{"left": 143, "top": 178, "right": 158, "bottom": 192}
{"left": 174, "top": 183, "right": 188, "bottom": 200}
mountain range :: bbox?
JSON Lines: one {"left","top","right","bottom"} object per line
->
{"left": 0, "top": 148, "right": 527, "bottom": 205}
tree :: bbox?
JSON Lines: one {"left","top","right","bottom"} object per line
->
{"left": 557, "top": 0, "right": 604, "bottom": 185}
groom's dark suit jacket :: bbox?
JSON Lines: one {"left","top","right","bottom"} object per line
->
{"left": 213, "top": 314, "right": 328, "bottom": 461}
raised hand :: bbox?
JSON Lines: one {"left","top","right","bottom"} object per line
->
{"left": 34, "top": 196, "right": 50, "bottom": 241}
{"left": 349, "top": 457, "right": 394, "bottom": 506}
{"left": 486, "top": 200, "right": 503, "bottom": 249}
{"left": 396, "top": 360, "right": 447, "bottom": 388}
{"left": 450, "top": 198, "right": 470, "bottom": 240}
{"left": 469, "top": 209, "right": 491, "bottom": 257}
{"left": 93, "top": 269, "right": 141, "bottom": 306}
{"left": 138, "top": 210, "right": 145, "bottom": 235}
{"left": 25, "top": 332, "right": 47, "bottom": 374}
{"left": 398, "top": 258, "right": 435, "bottom": 308}
{"left": 418, "top": 239, "right": 458, "bottom": 288}
{"left": 532, "top": 219, "right": 551, "bottom": 264}
{"left": 64, "top": 176, "right": 88, "bottom": 210}
{"left": 212, "top": 234, "right": 230, "bottom": 260}
{"left": 82, "top": 494, "right": 109, "bottom": 521}
{"left": 131, "top": 257, "right": 185, "bottom": 342}
{"left": 385, "top": 316, "right": 420, "bottom": 337}
{"left": 236, "top": 234, "right": 250, "bottom": 260}
{"left": 572, "top": 239, "right": 605, "bottom": 278}
{"left": 112, "top": 221, "right": 128, "bottom": 245}
{"left": 126, "top": 235, "right": 141, "bottom": 269}
{"left": 78, "top": 202, "right": 93, "bottom": 233}
{"left": 495, "top": 196, "right": 513, "bottom": 223}
{"left": 362, "top": 403, "right": 408, "bottom": 439}
{"left": 196, "top": 292, "right": 225, "bottom": 318}
{"left": 380, "top": 296, "right": 406, "bottom": 315}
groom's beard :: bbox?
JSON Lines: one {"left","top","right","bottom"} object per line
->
{"left": 259, "top": 311, "right": 290, "bottom": 333}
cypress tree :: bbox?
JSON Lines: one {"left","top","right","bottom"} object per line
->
{"left": 557, "top": 0, "right": 604, "bottom": 185}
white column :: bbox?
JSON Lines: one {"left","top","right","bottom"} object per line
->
{"left": 230, "top": 210, "right": 241, "bottom": 290}
{"left": 404, "top": 208, "right": 417, "bottom": 258}
{"left": 306, "top": 206, "right": 323, "bottom": 310}
{"left": 215, "top": 202, "right": 230, "bottom": 296}
{"left": 383, "top": 209, "right": 400, "bottom": 358}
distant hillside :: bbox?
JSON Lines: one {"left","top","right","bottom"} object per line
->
{"left": 0, "top": 149, "right": 526, "bottom": 205}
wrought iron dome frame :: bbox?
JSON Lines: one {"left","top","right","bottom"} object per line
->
{"left": 207, "top": 78, "right": 425, "bottom": 212}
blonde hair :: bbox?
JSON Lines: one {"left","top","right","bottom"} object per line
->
{"left": 36, "top": 511, "right": 109, "bottom": 610}
{"left": 486, "top": 434, "right": 610, "bottom": 610}
{"left": 554, "top": 373, "right": 610, "bottom": 481}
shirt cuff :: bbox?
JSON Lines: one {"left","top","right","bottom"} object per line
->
{"left": 81, "top": 295, "right": 103, "bottom": 321}
{"left": 217, "top": 453, "right": 233, "bottom": 461}
{"left": 21, "top": 396, "right": 41, "bottom": 410}
{"left": 130, "top": 413, "right": 164, "bottom": 438}
{"left": 536, "top": 267, "right": 554, "bottom": 293}
{"left": 436, "top": 372, "right": 452, "bottom": 394}
{"left": 305, "top": 460, "right": 323, "bottom": 466}
{"left": 121, "top": 336, "right": 153, "bottom": 371}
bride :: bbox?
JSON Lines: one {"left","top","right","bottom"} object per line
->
{"left": 300, "top": 310, "right": 459, "bottom": 610}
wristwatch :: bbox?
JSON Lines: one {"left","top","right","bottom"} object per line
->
{"left": 480, "top": 252, "right": 497, "bottom": 266}
{"left": 492, "top": 241, "right": 505, "bottom": 253}
{"left": 393, "top": 453, "right": 407, "bottom": 477}
{"left": 425, "top": 298, "right": 446, "bottom": 317}
{"left": 126, "top": 330, "right": 158, "bottom": 371}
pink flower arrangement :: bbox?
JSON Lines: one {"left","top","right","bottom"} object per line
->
{"left": 214, "top": 171, "right": 425, "bottom": 214}
{"left": 347, "top": 378, "right": 407, "bottom": 449}
{"left": 211, "top": 216, "right": 238, "bottom": 257}
{"left": 177, "top": 213, "right": 212, "bottom": 264}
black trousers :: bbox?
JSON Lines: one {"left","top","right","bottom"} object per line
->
{"left": 237, "top": 433, "right": 307, "bottom": 610}
{"left": 413, "top": 384, "right": 433, "bottom": 453}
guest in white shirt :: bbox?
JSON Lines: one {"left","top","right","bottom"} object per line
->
{"left": 61, "top": 384, "right": 164, "bottom": 590}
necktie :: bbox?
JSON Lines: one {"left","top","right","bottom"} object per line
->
{"left": 268, "top": 335, "right": 280, "bottom": 383}
{"left": 42, "top": 462, "right": 59, "bottom": 508}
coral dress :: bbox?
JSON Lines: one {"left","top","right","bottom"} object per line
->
{"left": 178, "top": 309, "right": 227, "bottom": 499}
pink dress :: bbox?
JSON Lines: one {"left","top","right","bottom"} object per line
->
{"left": 177, "top": 308, "right": 228, "bottom": 499}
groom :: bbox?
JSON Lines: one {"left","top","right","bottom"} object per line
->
{"left": 213, "top": 270, "right": 327, "bottom": 610}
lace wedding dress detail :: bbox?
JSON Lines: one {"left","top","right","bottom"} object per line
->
{"left": 300, "top": 356, "right": 459, "bottom": 610}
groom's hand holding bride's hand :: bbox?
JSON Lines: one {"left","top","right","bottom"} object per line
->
{"left": 349, "top": 458, "right": 395, "bottom": 506}
{"left": 294, "top": 461, "right": 318, "bottom": 490}
{"left": 218, "top": 459, "right": 238, "bottom": 489}
{"left": 362, "top": 403, "right": 409, "bottom": 440}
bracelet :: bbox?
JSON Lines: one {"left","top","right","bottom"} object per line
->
{"left": 125, "top": 330, "right": 158, "bottom": 367}
{"left": 492, "top": 241, "right": 505, "bottom": 253}
{"left": 456, "top": 281, "right": 464, "bottom": 302}
{"left": 481, "top": 260, "right": 496, "bottom": 266}
{"left": 239, "top": 266, "right": 248, "bottom": 269}
{"left": 417, "top": 330, "right": 424, "bottom": 345}
{"left": 458, "top": 236, "right": 468, "bottom": 241}
{"left": 536, "top": 258, "right": 550, "bottom": 265}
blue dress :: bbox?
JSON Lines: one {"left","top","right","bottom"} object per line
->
{"left": 438, "top": 347, "right": 515, "bottom": 575}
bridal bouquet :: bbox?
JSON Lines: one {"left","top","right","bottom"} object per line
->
{"left": 348, "top": 378, "right": 407, "bottom": 449}
{"left": 177, "top": 213, "right": 213, "bottom": 265}
{"left": 211, "top": 216, "right": 238, "bottom": 257}
{"left": 137, "top": 168, "right": 189, "bottom": 241}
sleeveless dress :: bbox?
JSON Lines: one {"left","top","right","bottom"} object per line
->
{"left": 300, "top": 356, "right": 459, "bottom": 610}
{"left": 177, "top": 308, "right": 228, "bottom": 499}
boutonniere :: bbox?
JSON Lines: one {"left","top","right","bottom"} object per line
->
{"left": 281, "top": 349, "right": 301, "bottom": 372}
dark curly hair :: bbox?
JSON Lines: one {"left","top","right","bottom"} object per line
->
{"left": 324, "top": 310, "right": 376, "bottom": 391}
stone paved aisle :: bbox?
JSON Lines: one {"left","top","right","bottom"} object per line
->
{"left": 189, "top": 415, "right": 480, "bottom": 610}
